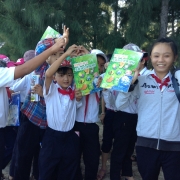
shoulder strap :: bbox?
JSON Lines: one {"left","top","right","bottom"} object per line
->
{"left": 171, "top": 74, "right": 180, "bottom": 103}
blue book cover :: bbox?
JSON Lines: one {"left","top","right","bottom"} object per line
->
{"left": 7, "top": 92, "right": 21, "bottom": 126}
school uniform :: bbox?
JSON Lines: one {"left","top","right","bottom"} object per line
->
{"left": 101, "top": 89, "right": 118, "bottom": 154}
{"left": 10, "top": 72, "right": 33, "bottom": 103}
{"left": 116, "top": 70, "right": 180, "bottom": 180}
{"left": 8, "top": 72, "right": 33, "bottom": 178}
{"left": 74, "top": 93, "right": 101, "bottom": 180}
{"left": 0, "top": 67, "right": 16, "bottom": 176}
{"left": 13, "top": 38, "right": 55, "bottom": 180}
{"left": 38, "top": 82, "right": 81, "bottom": 180}
{"left": 110, "top": 95, "right": 137, "bottom": 179}
{"left": 109, "top": 67, "right": 150, "bottom": 179}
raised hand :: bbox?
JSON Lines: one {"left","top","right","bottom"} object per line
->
{"left": 62, "top": 25, "right": 69, "bottom": 46}
{"left": 65, "top": 44, "right": 78, "bottom": 57}
{"left": 51, "top": 38, "right": 65, "bottom": 53}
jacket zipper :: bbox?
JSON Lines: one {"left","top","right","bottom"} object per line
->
{"left": 157, "top": 92, "right": 163, "bottom": 150}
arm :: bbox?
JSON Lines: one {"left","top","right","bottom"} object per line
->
{"left": 75, "top": 88, "right": 82, "bottom": 109}
{"left": 45, "top": 44, "right": 78, "bottom": 94}
{"left": 100, "top": 96, "right": 106, "bottom": 124}
{"left": 10, "top": 76, "right": 28, "bottom": 92}
{"left": 14, "top": 38, "right": 65, "bottom": 80}
{"left": 115, "top": 85, "right": 139, "bottom": 110}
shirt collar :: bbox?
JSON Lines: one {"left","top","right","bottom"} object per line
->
{"left": 148, "top": 69, "right": 172, "bottom": 80}
{"left": 139, "top": 67, "right": 147, "bottom": 75}
{"left": 55, "top": 83, "right": 73, "bottom": 90}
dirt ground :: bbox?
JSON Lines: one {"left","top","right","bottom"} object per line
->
{"left": 3, "top": 122, "right": 164, "bottom": 180}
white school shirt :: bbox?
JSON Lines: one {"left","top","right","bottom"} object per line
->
{"left": 10, "top": 72, "right": 33, "bottom": 102}
{"left": 102, "top": 89, "right": 117, "bottom": 111}
{"left": 43, "top": 82, "right": 82, "bottom": 131}
{"left": 0, "top": 67, "right": 15, "bottom": 128}
{"left": 76, "top": 93, "right": 100, "bottom": 123}
{"left": 139, "top": 67, "right": 151, "bottom": 76}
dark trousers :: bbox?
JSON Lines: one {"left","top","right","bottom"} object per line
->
{"left": 101, "top": 110, "right": 116, "bottom": 153}
{"left": 14, "top": 113, "right": 45, "bottom": 180}
{"left": 2, "top": 126, "right": 18, "bottom": 169}
{"left": 110, "top": 111, "right": 137, "bottom": 179}
{"left": 39, "top": 127, "right": 80, "bottom": 180}
{"left": 0, "top": 126, "right": 18, "bottom": 177}
{"left": 10, "top": 138, "right": 40, "bottom": 179}
{"left": 74, "top": 122, "right": 100, "bottom": 180}
{"left": 0, "top": 128, "right": 5, "bottom": 177}
{"left": 136, "top": 146, "right": 180, "bottom": 180}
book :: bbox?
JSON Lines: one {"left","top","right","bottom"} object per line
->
{"left": 71, "top": 54, "right": 102, "bottom": 96}
{"left": 30, "top": 74, "right": 40, "bottom": 102}
{"left": 100, "top": 48, "right": 143, "bottom": 92}
{"left": 7, "top": 92, "right": 21, "bottom": 126}
{"left": 41, "top": 26, "right": 62, "bottom": 40}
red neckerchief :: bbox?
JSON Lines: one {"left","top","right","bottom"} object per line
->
{"left": 84, "top": 93, "right": 100, "bottom": 123}
{"left": 151, "top": 74, "right": 170, "bottom": 90}
{"left": 6, "top": 87, "right": 11, "bottom": 100}
{"left": 57, "top": 88, "right": 75, "bottom": 100}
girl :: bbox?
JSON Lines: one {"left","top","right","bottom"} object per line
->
{"left": 116, "top": 37, "right": 180, "bottom": 180}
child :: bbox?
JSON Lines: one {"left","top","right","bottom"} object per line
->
{"left": 74, "top": 49, "right": 107, "bottom": 180}
{"left": 13, "top": 36, "right": 67, "bottom": 180}
{"left": 39, "top": 44, "right": 82, "bottom": 180}
{"left": 0, "top": 37, "right": 65, "bottom": 180}
{"left": 116, "top": 37, "right": 180, "bottom": 180}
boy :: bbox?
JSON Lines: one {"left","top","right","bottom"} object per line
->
{"left": 74, "top": 49, "right": 107, "bottom": 180}
{"left": 0, "top": 37, "right": 65, "bottom": 180}
{"left": 14, "top": 36, "right": 67, "bottom": 180}
{"left": 39, "top": 44, "right": 82, "bottom": 180}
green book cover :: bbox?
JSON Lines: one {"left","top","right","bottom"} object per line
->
{"left": 41, "top": 26, "right": 62, "bottom": 40}
{"left": 100, "top": 48, "right": 143, "bottom": 92}
{"left": 71, "top": 54, "right": 102, "bottom": 96}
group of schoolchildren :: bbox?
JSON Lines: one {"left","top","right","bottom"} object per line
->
{"left": 0, "top": 25, "right": 180, "bottom": 180}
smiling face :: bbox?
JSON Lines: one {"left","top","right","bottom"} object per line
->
{"left": 150, "top": 43, "right": 177, "bottom": 79}
{"left": 54, "top": 67, "right": 73, "bottom": 89}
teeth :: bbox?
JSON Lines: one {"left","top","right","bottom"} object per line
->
{"left": 157, "top": 64, "right": 165, "bottom": 66}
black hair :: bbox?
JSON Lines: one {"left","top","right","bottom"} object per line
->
{"left": 0, "top": 60, "right": 6, "bottom": 68}
{"left": 150, "top": 37, "right": 178, "bottom": 58}
{"left": 56, "top": 67, "right": 72, "bottom": 75}
{"left": 106, "top": 54, "right": 112, "bottom": 62}
{"left": 144, "top": 61, "right": 148, "bottom": 67}
{"left": 97, "top": 55, "right": 106, "bottom": 63}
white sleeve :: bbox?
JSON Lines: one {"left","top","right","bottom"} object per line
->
{"left": 76, "top": 100, "right": 82, "bottom": 109}
{"left": 0, "top": 67, "right": 15, "bottom": 87}
{"left": 115, "top": 85, "right": 139, "bottom": 110}
{"left": 102, "top": 90, "right": 116, "bottom": 107}
{"left": 43, "top": 82, "right": 55, "bottom": 98}
{"left": 10, "top": 76, "right": 28, "bottom": 92}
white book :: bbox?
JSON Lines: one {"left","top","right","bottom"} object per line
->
{"left": 30, "top": 74, "right": 40, "bottom": 102}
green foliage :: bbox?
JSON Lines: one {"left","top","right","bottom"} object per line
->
{"left": 0, "top": 0, "right": 180, "bottom": 63}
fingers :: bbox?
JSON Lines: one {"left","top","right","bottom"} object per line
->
{"left": 97, "top": 76, "right": 102, "bottom": 87}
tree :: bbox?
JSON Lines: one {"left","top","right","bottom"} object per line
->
{"left": 159, "top": 0, "right": 170, "bottom": 38}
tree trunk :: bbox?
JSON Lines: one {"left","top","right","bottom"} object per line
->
{"left": 159, "top": 0, "right": 169, "bottom": 38}
{"left": 171, "top": 9, "right": 175, "bottom": 36}
{"left": 114, "top": 0, "right": 118, "bottom": 32}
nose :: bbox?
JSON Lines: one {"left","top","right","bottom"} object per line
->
{"left": 158, "top": 55, "right": 164, "bottom": 62}
{"left": 64, "top": 75, "right": 68, "bottom": 80}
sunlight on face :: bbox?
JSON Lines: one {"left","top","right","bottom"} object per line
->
{"left": 150, "top": 43, "right": 175, "bottom": 78}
